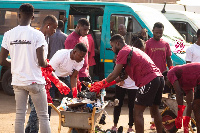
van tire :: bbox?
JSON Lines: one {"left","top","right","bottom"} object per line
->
{"left": 2, "top": 69, "right": 14, "bottom": 96}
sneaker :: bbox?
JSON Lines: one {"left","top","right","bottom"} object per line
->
{"left": 127, "top": 128, "right": 135, "bottom": 133}
{"left": 150, "top": 123, "right": 156, "bottom": 130}
{"left": 192, "top": 126, "right": 197, "bottom": 131}
{"left": 111, "top": 126, "right": 118, "bottom": 131}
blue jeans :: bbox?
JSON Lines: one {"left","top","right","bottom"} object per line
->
{"left": 25, "top": 96, "right": 39, "bottom": 133}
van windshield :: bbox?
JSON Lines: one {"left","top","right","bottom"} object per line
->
{"left": 188, "top": 13, "right": 200, "bottom": 29}
{"left": 136, "top": 10, "right": 185, "bottom": 41}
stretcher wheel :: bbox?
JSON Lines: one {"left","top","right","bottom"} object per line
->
{"left": 162, "top": 110, "right": 178, "bottom": 133}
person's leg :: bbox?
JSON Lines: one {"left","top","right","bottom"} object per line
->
{"left": 134, "top": 76, "right": 164, "bottom": 133}
{"left": 48, "top": 82, "right": 57, "bottom": 119}
{"left": 29, "top": 84, "right": 51, "bottom": 133}
{"left": 25, "top": 96, "right": 39, "bottom": 133}
{"left": 113, "top": 86, "right": 126, "bottom": 129}
{"left": 13, "top": 85, "right": 29, "bottom": 133}
{"left": 193, "top": 85, "right": 200, "bottom": 133}
{"left": 127, "top": 89, "right": 137, "bottom": 132}
{"left": 150, "top": 105, "right": 162, "bottom": 133}
{"left": 193, "top": 99, "right": 200, "bottom": 133}
{"left": 134, "top": 104, "right": 146, "bottom": 133}
{"left": 151, "top": 77, "right": 164, "bottom": 133}
{"left": 127, "top": 89, "right": 137, "bottom": 128}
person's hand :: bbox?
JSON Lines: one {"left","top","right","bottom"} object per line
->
{"left": 72, "top": 87, "right": 78, "bottom": 98}
{"left": 90, "top": 80, "right": 105, "bottom": 94}
{"left": 90, "top": 79, "right": 116, "bottom": 94}
{"left": 175, "top": 105, "right": 186, "bottom": 129}
{"left": 55, "top": 80, "right": 71, "bottom": 95}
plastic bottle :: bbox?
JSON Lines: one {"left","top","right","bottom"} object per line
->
{"left": 101, "top": 88, "right": 106, "bottom": 103}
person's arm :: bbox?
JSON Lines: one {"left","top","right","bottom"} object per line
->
{"left": 106, "top": 64, "right": 124, "bottom": 83}
{"left": 0, "top": 47, "right": 11, "bottom": 67}
{"left": 70, "top": 70, "right": 79, "bottom": 88}
{"left": 166, "top": 56, "right": 173, "bottom": 69}
{"left": 173, "top": 80, "right": 184, "bottom": 105}
{"left": 36, "top": 46, "right": 48, "bottom": 68}
{"left": 185, "top": 47, "right": 192, "bottom": 63}
{"left": 70, "top": 70, "right": 79, "bottom": 98}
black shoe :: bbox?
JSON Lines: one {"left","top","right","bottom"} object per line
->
{"left": 118, "top": 126, "right": 123, "bottom": 133}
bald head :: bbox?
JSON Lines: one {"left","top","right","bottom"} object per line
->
{"left": 118, "top": 24, "right": 126, "bottom": 36}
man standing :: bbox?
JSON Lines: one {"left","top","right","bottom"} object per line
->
{"left": 64, "top": 18, "right": 90, "bottom": 90}
{"left": 90, "top": 34, "right": 164, "bottom": 133}
{"left": 0, "top": 4, "right": 51, "bottom": 133}
{"left": 25, "top": 15, "right": 58, "bottom": 133}
{"left": 185, "top": 29, "right": 200, "bottom": 63}
{"left": 145, "top": 22, "right": 172, "bottom": 73}
{"left": 48, "top": 20, "right": 67, "bottom": 60}
{"left": 145, "top": 22, "right": 173, "bottom": 129}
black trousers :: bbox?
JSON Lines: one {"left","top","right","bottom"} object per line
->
{"left": 114, "top": 85, "right": 137, "bottom": 126}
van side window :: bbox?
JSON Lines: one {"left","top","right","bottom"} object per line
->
{"left": 110, "top": 14, "right": 142, "bottom": 36}
{"left": 0, "top": 9, "right": 18, "bottom": 35}
{"left": 32, "top": 10, "right": 64, "bottom": 30}
{"left": 170, "top": 21, "right": 196, "bottom": 43}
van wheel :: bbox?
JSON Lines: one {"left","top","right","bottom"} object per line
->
{"left": 162, "top": 110, "right": 178, "bottom": 133}
{"left": 2, "top": 69, "right": 14, "bottom": 96}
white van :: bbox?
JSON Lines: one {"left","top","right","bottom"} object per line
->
{"left": 162, "top": 10, "right": 200, "bottom": 43}
{"left": 138, "top": 3, "right": 200, "bottom": 43}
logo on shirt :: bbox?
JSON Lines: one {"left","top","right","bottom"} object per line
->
{"left": 10, "top": 40, "right": 31, "bottom": 45}
{"left": 151, "top": 47, "right": 165, "bottom": 52}
{"left": 174, "top": 40, "right": 185, "bottom": 54}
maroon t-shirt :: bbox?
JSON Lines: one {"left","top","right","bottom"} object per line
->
{"left": 116, "top": 45, "right": 162, "bottom": 87}
{"left": 167, "top": 63, "right": 200, "bottom": 93}
{"left": 145, "top": 38, "right": 172, "bottom": 73}
{"left": 64, "top": 31, "right": 89, "bottom": 77}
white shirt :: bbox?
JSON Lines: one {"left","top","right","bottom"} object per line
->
{"left": 119, "top": 76, "right": 138, "bottom": 89}
{"left": 49, "top": 49, "right": 84, "bottom": 77}
{"left": 185, "top": 43, "right": 200, "bottom": 62}
{"left": 1, "top": 25, "right": 47, "bottom": 86}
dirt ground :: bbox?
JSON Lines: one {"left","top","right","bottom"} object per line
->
{"left": 0, "top": 89, "right": 188, "bottom": 133}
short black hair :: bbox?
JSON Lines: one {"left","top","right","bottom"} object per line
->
{"left": 197, "top": 29, "right": 200, "bottom": 38}
{"left": 133, "top": 38, "right": 145, "bottom": 49}
{"left": 110, "top": 34, "right": 125, "bottom": 44}
{"left": 19, "top": 3, "right": 34, "bottom": 17}
{"left": 74, "top": 43, "right": 88, "bottom": 52}
{"left": 42, "top": 15, "right": 57, "bottom": 26}
{"left": 153, "top": 22, "right": 164, "bottom": 29}
{"left": 58, "top": 20, "right": 64, "bottom": 29}
{"left": 78, "top": 18, "right": 90, "bottom": 27}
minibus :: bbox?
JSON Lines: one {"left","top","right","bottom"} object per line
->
{"left": 0, "top": 1, "right": 189, "bottom": 95}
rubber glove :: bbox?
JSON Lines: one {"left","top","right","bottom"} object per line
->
{"left": 90, "top": 79, "right": 116, "bottom": 94}
{"left": 72, "top": 87, "right": 78, "bottom": 98}
{"left": 175, "top": 105, "right": 186, "bottom": 129}
{"left": 183, "top": 116, "right": 190, "bottom": 133}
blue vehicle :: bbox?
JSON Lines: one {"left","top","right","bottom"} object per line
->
{"left": 0, "top": 1, "right": 189, "bottom": 95}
